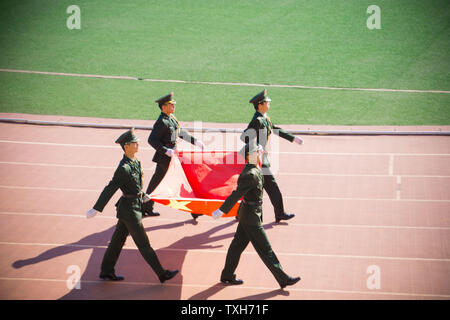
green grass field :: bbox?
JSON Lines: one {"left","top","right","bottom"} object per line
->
{"left": 0, "top": 0, "right": 449, "bottom": 125}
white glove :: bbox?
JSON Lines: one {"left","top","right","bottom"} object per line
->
{"left": 142, "top": 193, "right": 151, "bottom": 203}
{"left": 86, "top": 208, "right": 99, "bottom": 219}
{"left": 212, "top": 209, "right": 224, "bottom": 220}
{"left": 195, "top": 140, "right": 205, "bottom": 150}
{"left": 257, "top": 144, "right": 264, "bottom": 152}
{"left": 165, "top": 149, "right": 175, "bottom": 157}
{"left": 294, "top": 137, "right": 303, "bottom": 145}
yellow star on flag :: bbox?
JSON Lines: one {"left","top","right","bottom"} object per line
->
{"left": 167, "top": 199, "right": 192, "bottom": 212}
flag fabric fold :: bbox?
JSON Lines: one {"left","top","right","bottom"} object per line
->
{"left": 149, "top": 151, "right": 246, "bottom": 217}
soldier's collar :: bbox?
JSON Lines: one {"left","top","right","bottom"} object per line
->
{"left": 123, "top": 154, "right": 137, "bottom": 162}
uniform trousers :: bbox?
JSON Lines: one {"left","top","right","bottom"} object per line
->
{"left": 101, "top": 218, "right": 165, "bottom": 277}
{"left": 221, "top": 222, "right": 290, "bottom": 286}
{"left": 262, "top": 166, "right": 285, "bottom": 218}
{"left": 144, "top": 162, "right": 169, "bottom": 212}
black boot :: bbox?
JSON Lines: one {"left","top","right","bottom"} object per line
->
{"left": 142, "top": 201, "right": 160, "bottom": 217}
{"left": 280, "top": 276, "right": 301, "bottom": 289}
{"left": 275, "top": 213, "right": 295, "bottom": 223}
{"left": 99, "top": 273, "right": 125, "bottom": 281}
{"left": 221, "top": 274, "right": 244, "bottom": 285}
{"left": 159, "top": 269, "right": 179, "bottom": 283}
{"left": 191, "top": 213, "right": 201, "bottom": 220}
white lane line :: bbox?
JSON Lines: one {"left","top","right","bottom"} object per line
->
{"left": 1, "top": 160, "right": 449, "bottom": 178}
{"left": 0, "top": 277, "right": 449, "bottom": 298}
{"left": 389, "top": 154, "right": 394, "bottom": 176}
{"left": 281, "top": 195, "right": 450, "bottom": 203}
{"left": 1, "top": 68, "right": 449, "bottom": 94}
{"left": 276, "top": 151, "right": 450, "bottom": 156}
{"left": 0, "top": 139, "right": 116, "bottom": 149}
{"left": 1, "top": 140, "right": 450, "bottom": 156}
{"left": 277, "top": 172, "right": 450, "bottom": 178}
{"left": 0, "top": 185, "right": 100, "bottom": 192}
{"left": 1, "top": 241, "right": 449, "bottom": 262}
{"left": 0, "top": 139, "right": 152, "bottom": 151}
{"left": 0, "top": 185, "right": 449, "bottom": 202}
{"left": 1, "top": 211, "right": 449, "bottom": 230}
{"left": 0, "top": 161, "right": 155, "bottom": 171}
{"left": 0, "top": 161, "right": 115, "bottom": 170}
{"left": 397, "top": 176, "right": 402, "bottom": 200}
{"left": 0, "top": 211, "right": 116, "bottom": 220}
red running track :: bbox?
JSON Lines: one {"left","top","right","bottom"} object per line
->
{"left": 0, "top": 114, "right": 449, "bottom": 300}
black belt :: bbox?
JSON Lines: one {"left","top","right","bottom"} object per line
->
{"left": 122, "top": 192, "right": 143, "bottom": 199}
{"left": 242, "top": 199, "right": 262, "bottom": 206}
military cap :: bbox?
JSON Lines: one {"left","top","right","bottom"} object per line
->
{"left": 249, "top": 89, "right": 271, "bottom": 107}
{"left": 115, "top": 128, "right": 140, "bottom": 146}
{"left": 155, "top": 92, "right": 176, "bottom": 108}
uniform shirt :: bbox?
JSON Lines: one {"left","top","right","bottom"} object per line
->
{"left": 241, "top": 111, "right": 295, "bottom": 167}
{"left": 93, "top": 155, "right": 144, "bottom": 222}
{"left": 220, "top": 164, "right": 265, "bottom": 225}
{"left": 149, "top": 112, "right": 197, "bottom": 165}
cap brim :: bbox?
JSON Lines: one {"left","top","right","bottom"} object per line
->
{"left": 124, "top": 137, "right": 140, "bottom": 144}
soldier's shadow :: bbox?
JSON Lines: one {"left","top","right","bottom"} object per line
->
{"left": 188, "top": 285, "right": 289, "bottom": 300}
{"left": 12, "top": 218, "right": 236, "bottom": 300}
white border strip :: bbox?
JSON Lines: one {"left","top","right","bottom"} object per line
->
{"left": 1, "top": 118, "right": 449, "bottom": 136}
{"left": 2, "top": 211, "right": 449, "bottom": 230}
{"left": 1, "top": 68, "right": 449, "bottom": 94}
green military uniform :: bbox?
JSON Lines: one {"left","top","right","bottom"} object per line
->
{"left": 93, "top": 129, "right": 166, "bottom": 279}
{"left": 144, "top": 92, "right": 200, "bottom": 219}
{"left": 148, "top": 112, "right": 198, "bottom": 166}
{"left": 240, "top": 89, "right": 296, "bottom": 221}
{"left": 242, "top": 111, "right": 295, "bottom": 168}
{"left": 219, "top": 145, "right": 293, "bottom": 288}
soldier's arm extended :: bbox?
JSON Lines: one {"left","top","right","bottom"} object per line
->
{"left": 272, "top": 123, "right": 295, "bottom": 142}
{"left": 93, "top": 166, "right": 127, "bottom": 212}
{"left": 148, "top": 120, "right": 170, "bottom": 154}
{"left": 179, "top": 128, "right": 198, "bottom": 145}
{"left": 219, "top": 175, "right": 256, "bottom": 214}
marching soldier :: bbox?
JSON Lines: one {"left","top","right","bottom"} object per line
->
{"left": 143, "top": 92, "right": 205, "bottom": 220}
{"left": 241, "top": 89, "right": 304, "bottom": 223}
{"left": 86, "top": 129, "right": 179, "bottom": 283}
{"left": 211, "top": 141, "right": 301, "bottom": 288}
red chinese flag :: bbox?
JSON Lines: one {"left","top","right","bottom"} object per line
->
{"left": 149, "top": 151, "right": 245, "bottom": 217}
